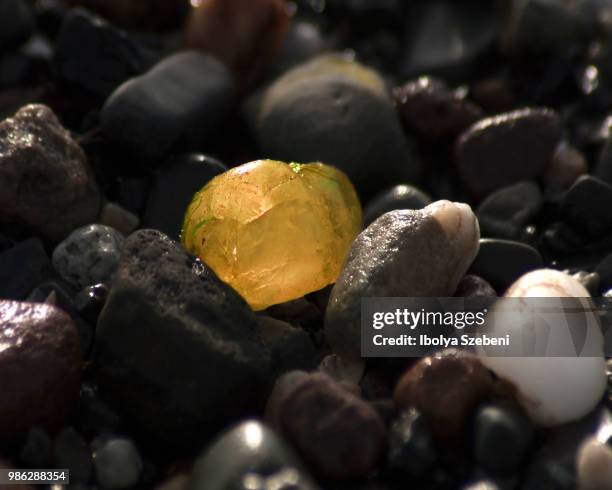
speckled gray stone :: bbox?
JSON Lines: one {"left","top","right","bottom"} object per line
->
{"left": 52, "top": 225, "right": 125, "bottom": 289}
{"left": 325, "top": 201, "right": 480, "bottom": 359}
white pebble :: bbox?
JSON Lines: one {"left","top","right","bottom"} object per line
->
{"left": 478, "top": 269, "right": 606, "bottom": 427}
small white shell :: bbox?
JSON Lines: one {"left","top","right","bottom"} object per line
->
{"left": 478, "top": 269, "right": 607, "bottom": 427}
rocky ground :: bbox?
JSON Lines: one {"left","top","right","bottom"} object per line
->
{"left": 1, "top": 0, "right": 612, "bottom": 489}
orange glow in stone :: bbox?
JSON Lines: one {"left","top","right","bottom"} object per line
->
{"left": 181, "top": 160, "right": 362, "bottom": 310}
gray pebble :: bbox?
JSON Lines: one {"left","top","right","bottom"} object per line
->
{"left": 52, "top": 225, "right": 124, "bottom": 289}
{"left": 93, "top": 438, "right": 143, "bottom": 489}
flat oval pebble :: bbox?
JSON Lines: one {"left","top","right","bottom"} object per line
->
{"left": 455, "top": 108, "right": 562, "bottom": 198}
{"left": 52, "top": 224, "right": 124, "bottom": 290}
{"left": 325, "top": 200, "right": 480, "bottom": 359}
{"left": 478, "top": 269, "right": 607, "bottom": 426}
{"left": 0, "top": 301, "right": 82, "bottom": 440}
{"left": 560, "top": 175, "right": 612, "bottom": 237}
{"left": 266, "top": 371, "right": 386, "bottom": 480}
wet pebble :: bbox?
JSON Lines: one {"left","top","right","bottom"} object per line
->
{"left": 143, "top": 154, "right": 227, "bottom": 239}
{"left": 189, "top": 420, "right": 318, "bottom": 490}
{"left": 476, "top": 181, "right": 542, "bottom": 241}
{"left": 325, "top": 200, "right": 480, "bottom": 359}
{"left": 266, "top": 371, "right": 386, "bottom": 480}
{"left": 0, "top": 238, "right": 50, "bottom": 300}
{"left": 73, "top": 283, "right": 109, "bottom": 326}
{"left": 363, "top": 184, "right": 432, "bottom": 227}
{"left": 393, "top": 76, "right": 483, "bottom": 141}
{"left": 92, "top": 438, "right": 143, "bottom": 489}
{"left": 474, "top": 404, "right": 534, "bottom": 475}
{"left": 393, "top": 349, "right": 494, "bottom": 442}
{"left": 468, "top": 239, "right": 543, "bottom": 292}
{"left": 52, "top": 225, "right": 124, "bottom": 290}
{"left": 387, "top": 408, "right": 437, "bottom": 478}
{"left": 560, "top": 175, "right": 612, "bottom": 237}
{"left": 0, "top": 301, "right": 82, "bottom": 440}
{"left": 101, "top": 52, "right": 235, "bottom": 163}
{"left": 0, "top": 104, "right": 101, "bottom": 241}
{"left": 75, "top": 382, "right": 122, "bottom": 439}
{"left": 545, "top": 142, "right": 587, "bottom": 193}
{"left": 455, "top": 108, "right": 562, "bottom": 198}
{"left": 95, "top": 230, "right": 270, "bottom": 449}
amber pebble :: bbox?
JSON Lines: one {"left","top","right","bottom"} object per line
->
{"left": 181, "top": 160, "right": 362, "bottom": 311}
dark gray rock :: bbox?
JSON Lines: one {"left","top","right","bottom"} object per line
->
{"left": 92, "top": 438, "right": 143, "bottom": 489}
{"left": 325, "top": 201, "right": 480, "bottom": 359}
{"left": 363, "top": 184, "right": 432, "bottom": 227}
{"left": 468, "top": 239, "right": 543, "bottom": 292}
{"left": 401, "top": 0, "right": 502, "bottom": 81}
{"left": 20, "top": 427, "right": 53, "bottom": 468}
{"left": 75, "top": 382, "right": 122, "bottom": 439}
{"left": 455, "top": 108, "right": 562, "bottom": 198}
{"left": 74, "top": 283, "right": 109, "bottom": 326}
{"left": 454, "top": 274, "right": 497, "bottom": 298}
{"left": 474, "top": 404, "right": 534, "bottom": 475}
{"left": 98, "top": 203, "right": 139, "bottom": 237}
{"left": 143, "top": 154, "right": 227, "bottom": 239}
{"left": 560, "top": 175, "right": 612, "bottom": 237}
{"left": 52, "top": 225, "right": 125, "bottom": 290}
{"left": 476, "top": 181, "right": 542, "bottom": 241}
{"left": 394, "top": 76, "right": 483, "bottom": 141}
{"left": 94, "top": 229, "right": 270, "bottom": 450}
{"left": 188, "top": 420, "right": 318, "bottom": 490}
{"left": 0, "top": 104, "right": 101, "bottom": 242}
{"left": 0, "top": 238, "right": 50, "bottom": 300}
{"left": 387, "top": 408, "right": 437, "bottom": 478}
{"left": 253, "top": 54, "right": 421, "bottom": 199}
{"left": 101, "top": 52, "right": 236, "bottom": 164}
{"left": 53, "top": 427, "right": 92, "bottom": 484}
{"left": 256, "top": 316, "right": 318, "bottom": 376}
{"left": 54, "top": 9, "right": 155, "bottom": 99}
{"left": 0, "top": 0, "right": 34, "bottom": 52}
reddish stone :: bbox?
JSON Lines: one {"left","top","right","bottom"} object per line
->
{"left": 393, "top": 349, "right": 494, "bottom": 442}
{"left": 266, "top": 371, "right": 386, "bottom": 480}
{"left": 0, "top": 301, "right": 82, "bottom": 441}
{"left": 185, "top": 0, "right": 290, "bottom": 87}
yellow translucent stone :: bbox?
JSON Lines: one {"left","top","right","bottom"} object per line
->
{"left": 181, "top": 159, "right": 362, "bottom": 310}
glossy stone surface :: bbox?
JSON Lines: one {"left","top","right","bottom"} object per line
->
{"left": 0, "top": 301, "right": 82, "bottom": 440}
{"left": 325, "top": 200, "right": 479, "bottom": 359}
{"left": 189, "top": 420, "right": 318, "bottom": 490}
{"left": 181, "top": 159, "right": 362, "bottom": 311}
{"left": 478, "top": 269, "right": 607, "bottom": 427}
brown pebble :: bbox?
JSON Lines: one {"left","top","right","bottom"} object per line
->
{"left": 185, "top": 0, "right": 290, "bottom": 87}
{"left": 267, "top": 371, "right": 386, "bottom": 480}
{"left": 0, "top": 301, "right": 82, "bottom": 441}
{"left": 545, "top": 142, "right": 588, "bottom": 192}
{"left": 393, "top": 349, "right": 494, "bottom": 442}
